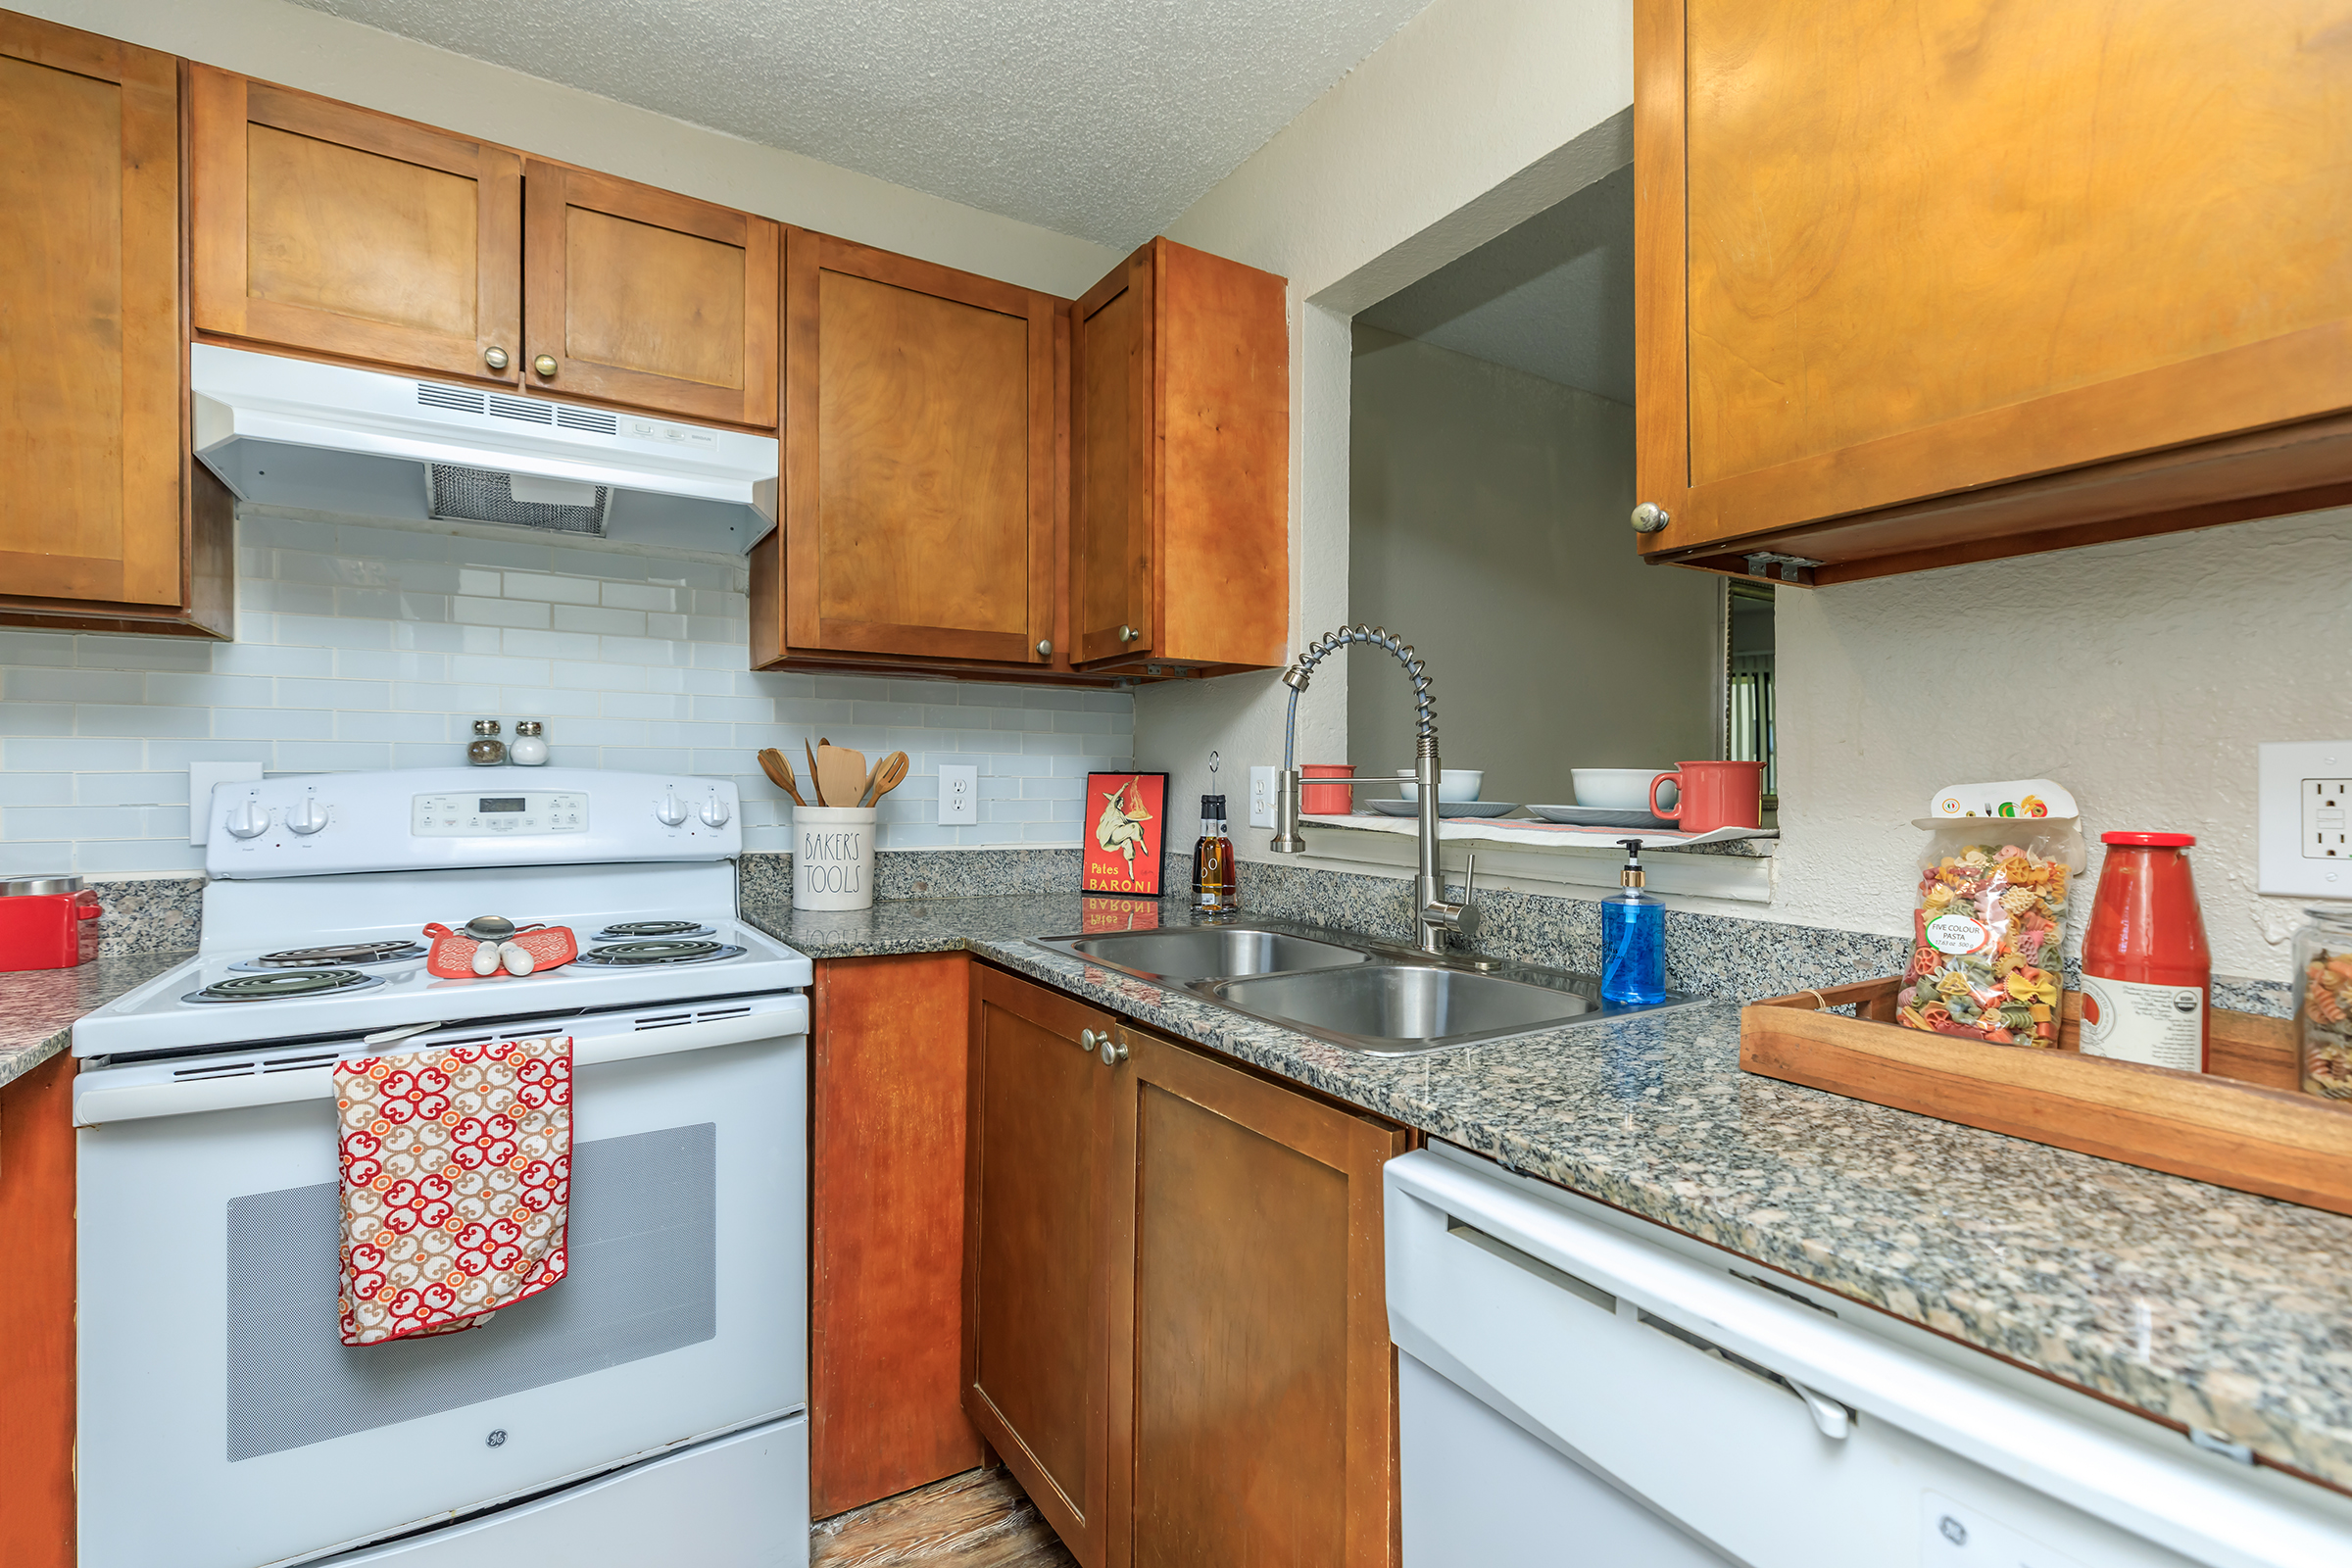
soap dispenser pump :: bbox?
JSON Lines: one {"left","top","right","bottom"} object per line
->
{"left": 1600, "top": 837, "right": 1666, "bottom": 1004}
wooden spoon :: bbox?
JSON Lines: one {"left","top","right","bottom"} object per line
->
{"left": 755, "top": 748, "right": 806, "bottom": 807}
{"left": 858, "top": 751, "right": 909, "bottom": 806}
{"left": 816, "top": 743, "right": 868, "bottom": 812}
{"left": 805, "top": 740, "right": 826, "bottom": 807}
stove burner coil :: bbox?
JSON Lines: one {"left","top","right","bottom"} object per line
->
{"left": 594, "top": 920, "right": 714, "bottom": 940}
{"left": 231, "top": 941, "right": 427, "bottom": 972}
{"left": 575, "top": 939, "right": 745, "bottom": 966}
{"left": 184, "top": 969, "right": 387, "bottom": 1004}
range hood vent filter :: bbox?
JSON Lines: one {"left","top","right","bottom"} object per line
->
{"left": 426, "top": 464, "right": 611, "bottom": 535}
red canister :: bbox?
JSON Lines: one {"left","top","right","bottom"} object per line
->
{"left": 2079, "top": 832, "right": 2210, "bottom": 1072}
{"left": 0, "top": 875, "right": 103, "bottom": 972}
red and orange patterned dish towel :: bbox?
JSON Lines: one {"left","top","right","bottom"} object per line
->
{"left": 334, "top": 1036, "right": 573, "bottom": 1347}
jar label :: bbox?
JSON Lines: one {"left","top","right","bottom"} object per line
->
{"left": 2079, "top": 975, "right": 2204, "bottom": 1071}
{"left": 1926, "top": 913, "right": 1992, "bottom": 955}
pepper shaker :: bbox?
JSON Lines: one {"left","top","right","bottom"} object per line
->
{"left": 467, "top": 718, "right": 506, "bottom": 766}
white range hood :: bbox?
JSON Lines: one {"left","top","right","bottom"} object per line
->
{"left": 191, "top": 343, "right": 777, "bottom": 555}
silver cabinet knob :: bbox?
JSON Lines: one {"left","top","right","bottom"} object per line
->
{"left": 1631, "top": 502, "right": 1672, "bottom": 534}
{"left": 1079, "top": 1028, "right": 1100, "bottom": 1052}
{"left": 532, "top": 354, "right": 558, "bottom": 378}
{"left": 1036, "top": 639, "right": 1052, "bottom": 657}
{"left": 1098, "top": 1034, "right": 1129, "bottom": 1066}
{"left": 483, "top": 346, "right": 510, "bottom": 370}
{"left": 1118, "top": 625, "right": 1136, "bottom": 643}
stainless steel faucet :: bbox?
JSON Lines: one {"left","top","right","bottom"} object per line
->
{"left": 1270, "top": 624, "right": 1479, "bottom": 955}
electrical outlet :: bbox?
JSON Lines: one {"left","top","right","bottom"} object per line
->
{"left": 939, "top": 764, "right": 978, "bottom": 825}
{"left": 1249, "top": 765, "right": 1277, "bottom": 829}
{"left": 2258, "top": 742, "right": 2352, "bottom": 896}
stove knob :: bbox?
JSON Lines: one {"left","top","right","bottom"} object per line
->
{"left": 224, "top": 800, "right": 269, "bottom": 839}
{"left": 655, "top": 791, "right": 689, "bottom": 827}
{"left": 700, "top": 796, "right": 731, "bottom": 828}
{"left": 288, "top": 798, "right": 329, "bottom": 835}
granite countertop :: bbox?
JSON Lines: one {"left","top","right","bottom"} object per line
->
{"left": 747, "top": 892, "right": 2352, "bottom": 1494}
{"left": 0, "top": 951, "right": 194, "bottom": 1092}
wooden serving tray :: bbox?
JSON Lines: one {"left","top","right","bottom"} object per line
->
{"left": 1741, "top": 978, "right": 2352, "bottom": 1216}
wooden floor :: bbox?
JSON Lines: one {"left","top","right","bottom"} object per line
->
{"left": 811, "top": 1467, "right": 1078, "bottom": 1568}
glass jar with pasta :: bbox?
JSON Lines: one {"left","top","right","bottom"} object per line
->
{"left": 2294, "top": 905, "right": 2352, "bottom": 1100}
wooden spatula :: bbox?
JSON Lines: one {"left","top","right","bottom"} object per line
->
{"left": 806, "top": 740, "right": 826, "bottom": 806}
{"left": 816, "top": 743, "right": 867, "bottom": 812}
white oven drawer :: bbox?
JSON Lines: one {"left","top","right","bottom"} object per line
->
{"left": 77, "top": 1018, "right": 807, "bottom": 1568}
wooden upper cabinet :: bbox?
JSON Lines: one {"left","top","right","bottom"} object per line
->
{"left": 522, "top": 160, "right": 777, "bottom": 427}
{"left": 190, "top": 65, "right": 522, "bottom": 386}
{"left": 1070, "top": 238, "right": 1288, "bottom": 674}
{"left": 1105, "top": 1023, "right": 1406, "bottom": 1568}
{"left": 1636, "top": 0, "right": 2352, "bottom": 583}
{"left": 753, "top": 228, "right": 1057, "bottom": 670}
{"left": 964, "top": 966, "right": 1115, "bottom": 1568}
{"left": 0, "top": 13, "right": 228, "bottom": 638}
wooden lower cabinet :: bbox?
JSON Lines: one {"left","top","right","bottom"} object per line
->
{"left": 0, "top": 1054, "right": 76, "bottom": 1568}
{"left": 963, "top": 964, "right": 1407, "bottom": 1568}
{"left": 808, "top": 953, "right": 984, "bottom": 1519}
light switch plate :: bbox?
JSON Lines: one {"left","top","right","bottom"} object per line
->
{"left": 188, "top": 760, "right": 265, "bottom": 844}
{"left": 939, "top": 764, "right": 978, "bottom": 825}
{"left": 1249, "top": 766, "right": 1277, "bottom": 829}
{"left": 2257, "top": 741, "right": 2352, "bottom": 896}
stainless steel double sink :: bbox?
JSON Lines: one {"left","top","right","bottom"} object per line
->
{"left": 1028, "top": 917, "right": 1696, "bottom": 1055}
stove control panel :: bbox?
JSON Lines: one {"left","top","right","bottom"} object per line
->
{"left": 412, "top": 792, "right": 589, "bottom": 837}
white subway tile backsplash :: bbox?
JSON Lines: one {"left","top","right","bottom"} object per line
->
{"left": 0, "top": 514, "right": 1133, "bottom": 870}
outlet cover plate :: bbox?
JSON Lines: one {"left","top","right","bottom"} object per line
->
{"left": 188, "top": 760, "right": 266, "bottom": 844}
{"left": 1249, "top": 766, "right": 1277, "bottom": 829}
{"left": 939, "top": 764, "right": 978, "bottom": 826}
{"left": 2257, "top": 741, "right": 2352, "bottom": 896}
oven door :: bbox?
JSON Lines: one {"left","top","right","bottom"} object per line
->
{"left": 75, "top": 999, "right": 807, "bottom": 1568}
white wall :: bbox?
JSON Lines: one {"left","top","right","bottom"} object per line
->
{"left": 1348, "top": 327, "right": 1716, "bottom": 801}
{"left": 0, "top": 514, "right": 1131, "bottom": 876}
{"left": 25, "top": 0, "right": 1120, "bottom": 297}
{"left": 1136, "top": 0, "right": 1639, "bottom": 847}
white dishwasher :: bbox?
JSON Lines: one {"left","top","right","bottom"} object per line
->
{"left": 1386, "top": 1145, "right": 2352, "bottom": 1568}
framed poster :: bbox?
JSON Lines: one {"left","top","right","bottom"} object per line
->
{"left": 1083, "top": 771, "right": 1169, "bottom": 898}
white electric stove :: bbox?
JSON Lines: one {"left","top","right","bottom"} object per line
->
{"left": 73, "top": 767, "right": 812, "bottom": 1568}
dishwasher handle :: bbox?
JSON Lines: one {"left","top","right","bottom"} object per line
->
{"left": 73, "top": 1000, "right": 805, "bottom": 1128}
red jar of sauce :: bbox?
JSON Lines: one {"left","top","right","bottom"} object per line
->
{"left": 2079, "top": 832, "right": 2209, "bottom": 1072}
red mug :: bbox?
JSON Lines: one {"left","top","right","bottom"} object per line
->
{"left": 1649, "top": 760, "right": 1765, "bottom": 832}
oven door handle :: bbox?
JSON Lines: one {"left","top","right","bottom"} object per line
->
{"left": 72, "top": 1002, "right": 806, "bottom": 1128}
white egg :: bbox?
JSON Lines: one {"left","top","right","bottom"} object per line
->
{"left": 501, "top": 943, "right": 535, "bottom": 976}
{"left": 469, "top": 941, "right": 501, "bottom": 976}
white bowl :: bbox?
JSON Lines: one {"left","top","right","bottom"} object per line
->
{"left": 1396, "top": 769, "right": 1483, "bottom": 802}
{"left": 1572, "top": 767, "right": 1678, "bottom": 811}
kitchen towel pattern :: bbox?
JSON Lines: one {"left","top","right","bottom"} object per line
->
{"left": 335, "top": 1036, "right": 572, "bottom": 1347}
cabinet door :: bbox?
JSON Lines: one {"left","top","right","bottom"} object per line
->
{"left": 189, "top": 66, "right": 521, "bottom": 384}
{"left": 1071, "top": 244, "right": 1156, "bottom": 664}
{"left": 1636, "top": 0, "right": 2352, "bottom": 579}
{"left": 964, "top": 966, "right": 1115, "bottom": 1567}
{"left": 522, "top": 160, "right": 778, "bottom": 427}
{"left": 1106, "top": 1024, "right": 1408, "bottom": 1568}
{"left": 809, "top": 953, "right": 984, "bottom": 1519}
{"left": 775, "top": 229, "right": 1057, "bottom": 666}
{"left": 1069, "top": 237, "right": 1288, "bottom": 674}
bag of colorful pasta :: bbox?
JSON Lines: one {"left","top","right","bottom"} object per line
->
{"left": 1897, "top": 780, "right": 2086, "bottom": 1048}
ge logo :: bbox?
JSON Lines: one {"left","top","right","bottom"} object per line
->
{"left": 1938, "top": 1514, "right": 1968, "bottom": 1545}
{"left": 485, "top": 1429, "right": 508, "bottom": 1447}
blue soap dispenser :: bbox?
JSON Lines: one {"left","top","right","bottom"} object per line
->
{"left": 1600, "top": 837, "right": 1666, "bottom": 1004}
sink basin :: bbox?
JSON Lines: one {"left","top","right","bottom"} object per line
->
{"left": 1208, "top": 964, "right": 1596, "bottom": 1054}
{"left": 1050, "top": 924, "right": 1373, "bottom": 982}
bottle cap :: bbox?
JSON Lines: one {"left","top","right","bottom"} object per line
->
{"left": 1618, "top": 837, "right": 1647, "bottom": 888}
{"left": 2101, "top": 831, "right": 2194, "bottom": 847}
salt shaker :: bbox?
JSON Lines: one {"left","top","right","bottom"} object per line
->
{"left": 510, "top": 719, "right": 549, "bottom": 766}
{"left": 467, "top": 718, "right": 506, "bottom": 766}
